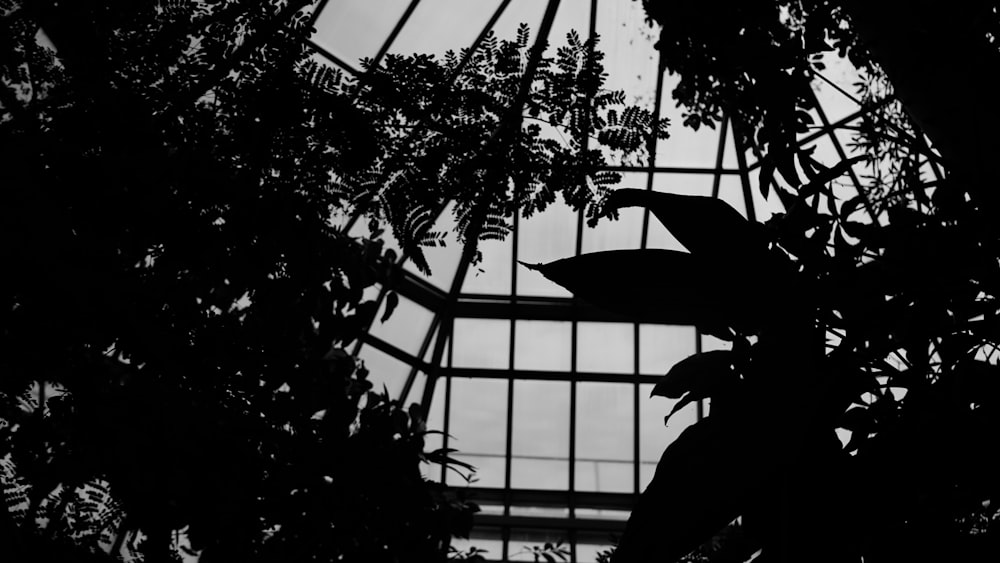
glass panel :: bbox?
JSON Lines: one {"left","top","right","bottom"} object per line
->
{"left": 516, "top": 201, "right": 577, "bottom": 297}
{"left": 639, "top": 383, "right": 699, "bottom": 490}
{"left": 313, "top": 0, "right": 413, "bottom": 65}
{"left": 358, "top": 345, "right": 410, "bottom": 399}
{"left": 575, "top": 508, "right": 631, "bottom": 521}
{"left": 463, "top": 237, "right": 513, "bottom": 295}
{"left": 388, "top": 0, "right": 503, "bottom": 57}
{"left": 452, "top": 319, "right": 510, "bottom": 369}
{"left": 449, "top": 377, "right": 508, "bottom": 487}
{"left": 511, "top": 458, "right": 570, "bottom": 490}
{"left": 656, "top": 75, "right": 723, "bottom": 168}
{"left": 369, "top": 296, "right": 434, "bottom": 356}
{"left": 403, "top": 370, "right": 427, "bottom": 406}
{"left": 576, "top": 531, "right": 619, "bottom": 563}
{"left": 422, "top": 378, "right": 447, "bottom": 482}
{"left": 645, "top": 213, "right": 687, "bottom": 252}
{"left": 722, "top": 122, "right": 740, "bottom": 169}
{"left": 511, "top": 381, "right": 569, "bottom": 489}
{"left": 581, "top": 202, "right": 645, "bottom": 253}
{"left": 577, "top": 322, "right": 634, "bottom": 374}
{"left": 453, "top": 526, "right": 504, "bottom": 561}
{"left": 488, "top": 0, "right": 548, "bottom": 44}
{"left": 575, "top": 459, "right": 632, "bottom": 493}
{"left": 717, "top": 175, "right": 748, "bottom": 219}
{"left": 509, "top": 529, "right": 570, "bottom": 561}
{"left": 595, "top": 0, "right": 659, "bottom": 166}
{"left": 509, "top": 505, "right": 571, "bottom": 518}
{"left": 595, "top": 0, "right": 659, "bottom": 111}
{"left": 802, "top": 134, "right": 843, "bottom": 168}
{"left": 812, "top": 53, "right": 863, "bottom": 124}
{"left": 638, "top": 324, "right": 697, "bottom": 375}
{"left": 514, "top": 321, "right": 571, "bottom": 371}
{"left": 576, "top": 382, "right": 634, "bottom": 493}
{"left": 700, "top": 333, "right": 732, "bottom": 353}
{"left": 652, "top": 171, "right": 714, "bottom": 197}
{"left": 548, "top": 0, "right": 594, "bottom": 53}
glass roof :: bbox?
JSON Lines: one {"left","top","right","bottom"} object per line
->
{"left": 307, "top": 1, "right": 877, "bottom": 560}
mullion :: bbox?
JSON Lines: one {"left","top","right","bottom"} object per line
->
{"left": 711, "top": 117, "right": 730, "bottom": 199}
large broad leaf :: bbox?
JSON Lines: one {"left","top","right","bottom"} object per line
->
{"left": 651, "top": 350, "right": 736, "bottom": 399}
{"left": 612, "top": 415, "right": 753, "bottom": 563}
{"left": 652, "top": 350, "right": 740, "bottom": 424}
{"left": 521, "top": 249, "right": 756, "bottom": 330}
{"left": 606, "top": 189, "right": 766, "bottom": 259}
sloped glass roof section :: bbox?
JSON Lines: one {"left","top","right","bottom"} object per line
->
{"left": 306, "top": 1, "right": 894, "bottom": 561}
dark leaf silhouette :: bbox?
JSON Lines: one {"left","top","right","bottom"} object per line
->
{"left": 606, "top": 188, "right": 764, "bottom": 259}
{"left": 651, "top": 350, "right": 736, "bottom": 401}
{"left": 522, "top": 250, "right": 752, "bottom": 332}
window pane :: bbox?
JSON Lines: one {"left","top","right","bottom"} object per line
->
{"left": 369, "top": 296, "right": 434, "bottom": 356}
{"left": 516, "top": 202, "right": 577, "bottom": 297}
{"left": 596, "top": 0, "right": 658, "bottom": 112}
{"left": 462, "top": 237, "right": 513, "bottom": 295}
{"left": 574, "top": 459, "right": 633, "bottom": 494}
{"left": 655, "top": 74, "right": 722, "bottom": 168}
{"left": 582, "top": 173, "right": 645, "bottom": 253}
{"left": 701, "top": 333, "right": 732, "bottom": 353}
{"left": 313, "top": 0, "right": 413, "bottom": 66}
{"left": 639, "top": 325, "right": 696, "bottom": 375}
{"left": 576, "top": 531, "right": 619, "bottom": 563}
{"left": 387, "top": 0, "right": 503, "bottom": 57}
{"left": 578, "top": 322, "right": 634, "bottom": 374}
{"left": 423, "top": 378, "right": 447, "bottom": 482}
{"left": 512, "top": 381, "right": 569, "bottom": 489}
{"left": 509, "top": 529, "right": 570, "bottom": 560}
{"left": 515, "top": 321, "right": 571, "bottom": 371}
{"left": 452, "top": 319, "right": 510, "bottom": 369}
{"left": 638, "top": 383, "right": 699, "bottom": 490}
{"left": 576, "top": 382, "right": 634, "bottom": 493}
{"left": 452, "top": 527, "right": 504, "bottom": 561}
{"left": 450, "top": 377, "right": 508, "bottom": 487}
{"left": 358, "top": 346, "right": 410, "bottom": 399}
{"left": 717, "top": 175, "right": 749, "bottom": 219}
{"left": 403, "top": 371, "right": 427, "bottom": 407}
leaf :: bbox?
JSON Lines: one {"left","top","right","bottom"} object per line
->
{"left": 758, "top": 159, "right": 774, "bottom": 200}
{"left": 605, "top": 189, "right": 763, "bottom": 259}
{"left": 613, "top": 416, "right": 751, "bottom": 563}
{"left": 651, "top": 350, "right": 735, "bottom": 399}
{"left": 380, "top": 290, "right": 399, "bottom": 323}
{"left": 520, "top": 250, "right": 754, "bottom": 330}
{"left": 811, "top": 155, "right": 866, "bottom": 186}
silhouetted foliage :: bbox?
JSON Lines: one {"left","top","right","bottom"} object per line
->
{"left": 527, "top": 3, "right": 1000, "bottom": 562}
{"left": 0, "top": 1, "right": 662, "bottom": 561}
{"left": 535, "top": 178, "right": 1000, "bottom": 561}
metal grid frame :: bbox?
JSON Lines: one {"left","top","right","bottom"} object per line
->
{"left": 301, "top": 1, "right": 898, "bottom": 560}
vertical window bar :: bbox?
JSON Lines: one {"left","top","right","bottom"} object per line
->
{"left": 711, "top": 117, "right": 730, "bottom": 199}
{"left": 695, "top": 328, "right": 704, "bottom": 421}
{"left": 731, "top": 116, "right": 758, "bottom": 224}
{"left": 441, "top": 318, "right": 455, "bottom": 485}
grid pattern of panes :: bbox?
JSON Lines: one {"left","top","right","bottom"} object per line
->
{"left": 305, "top": 1, "right": 890, "bottom": 560}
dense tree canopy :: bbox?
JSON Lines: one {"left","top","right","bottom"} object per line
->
{"left": 0, "top": 1, "right": 663, "bottom": 561}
